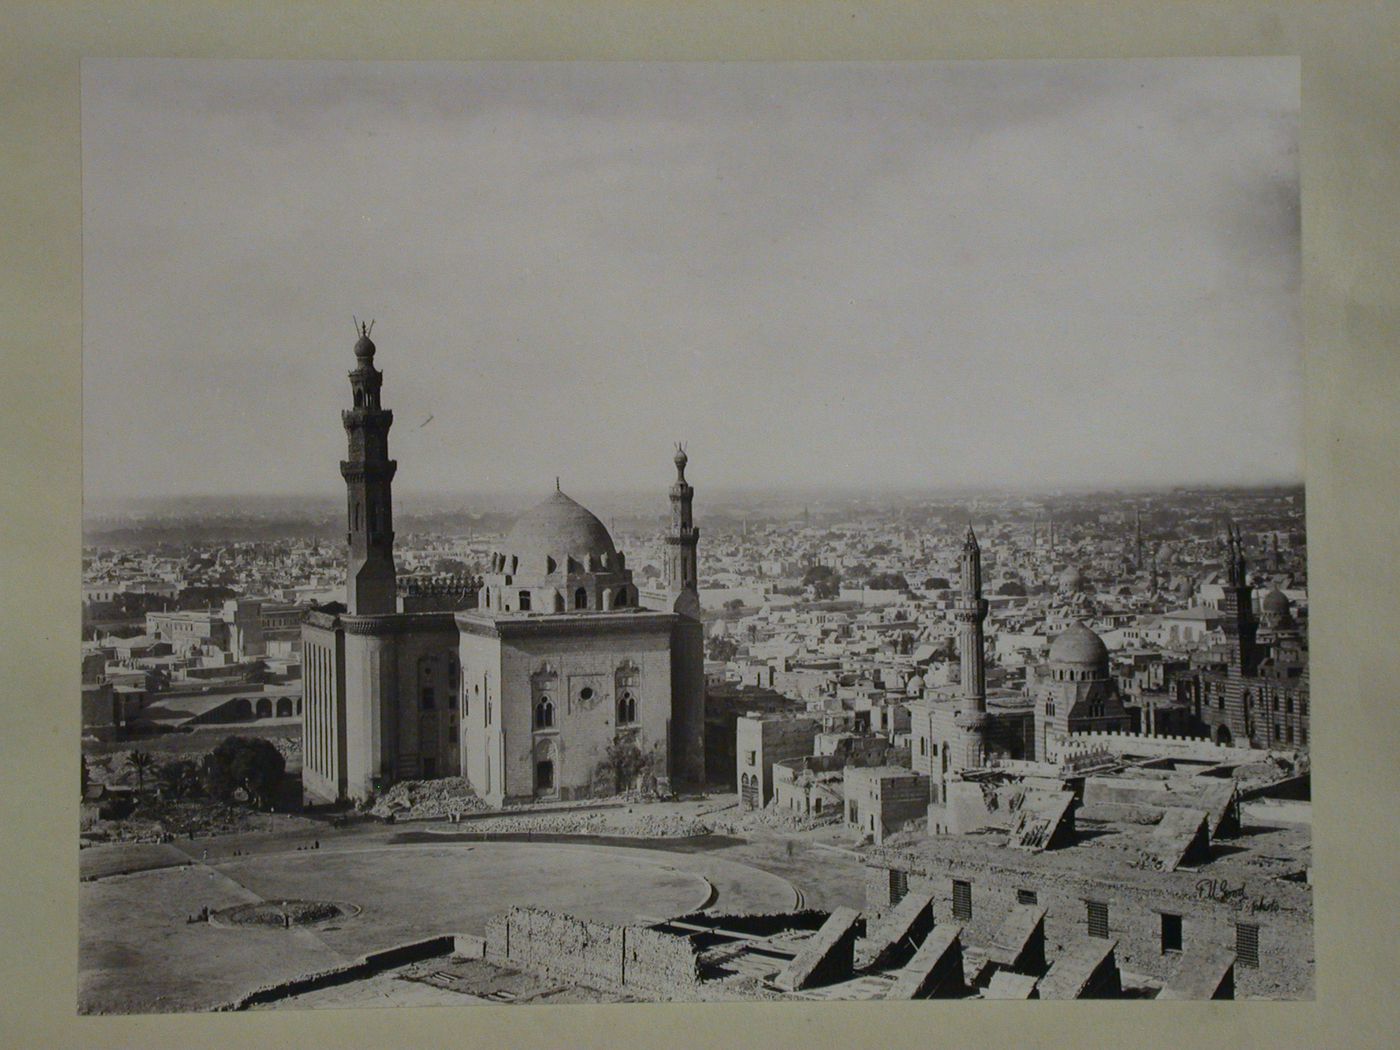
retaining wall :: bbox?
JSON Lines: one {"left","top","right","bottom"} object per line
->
{"left": 217, "top": 935, "right": 457, "bottom": 1010}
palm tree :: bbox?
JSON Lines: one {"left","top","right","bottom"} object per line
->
{"left": 126, "top": 750, "right": 155, "bottom": 796}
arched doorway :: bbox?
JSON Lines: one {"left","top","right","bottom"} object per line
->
{"left": 255, "top": 697, "right": 272, "bottom": 719}
{"left": 276, "top": 696, "right": 293, "bottom": 717}
{"left": 740, "top": 773, "right": 758, "bottom": 810}
{"left": 533, "top": 737, "right": 560, "bottom": 799}
{"left": 1215, "top": 724, "right": 1234, "bottom": 746}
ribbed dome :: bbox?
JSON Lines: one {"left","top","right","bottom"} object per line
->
{"left": 1261, "top": 587, "right": 1290, "bottom": 614}
{"left": 501, "top": 490, "right": 617, "bottom": 575}
{"left": 1049, "top": 621, "right": 1109, "bottom": 668}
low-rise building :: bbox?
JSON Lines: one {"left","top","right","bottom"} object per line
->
{"left": 735, "top": 714, "right": 820, "bottom": 811}
{"left": 844, "top": 765, "right": 931, "bottom": 843}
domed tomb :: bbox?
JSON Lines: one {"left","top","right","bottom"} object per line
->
{"left": 1048, "top": 621, "right": 1109, "bottom": 681}
{"left": 1260, "top": 586, "right": 1295, "bottom": 629}
{"left": 481, "top": 488, "right": 636, "bottom": 614}
{"left": 1058, "top": 565, "right": 1086, "bottom": 593}
{"left": 499, "top": 490, "right": 618, "bottom": 577}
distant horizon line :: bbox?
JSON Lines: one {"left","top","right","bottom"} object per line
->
{"left": 85, "top": 478, "right": 1306, "bottom": 506}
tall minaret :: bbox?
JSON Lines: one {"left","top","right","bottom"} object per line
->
{"left": 1134, "top": 509, "right": 1144, "bottom": 570}
{"left": 950, "top": 523, "right": 989, "bottom": 772}
{"left": 665, "top": 442, "right": 699, "bottom": 595}
{"left": 1221, "top": 523, "right": 1258, "bottom": 677}
{"left": 656, "top": 443, "right": 705, "bottom": 788}
{"left": 340, "top": 322, "right": 398, "bottom": 615}
{"left": 955, "top": 524, "right": 988, "bottom": 712}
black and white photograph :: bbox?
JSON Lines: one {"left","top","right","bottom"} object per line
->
{"left": 78, "top": 57, "right": 1310, "bottom": 1012}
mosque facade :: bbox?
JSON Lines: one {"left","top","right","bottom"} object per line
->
{"left": 1175, "top": 526, "right": 1310, "bottom": 750}
{"left": 302, "top": 330, "right": 704, "bottom": 804}
{"left": 908, "top": 525, "right": 1132, "bottom": 799}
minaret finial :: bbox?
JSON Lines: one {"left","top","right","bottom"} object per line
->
{"left": 555, "top": 476, "right": 560, "bottom": 492}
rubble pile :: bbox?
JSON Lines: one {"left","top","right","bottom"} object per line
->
{"left": 367, "top": 777, "right": 488, "bottom": 820}
{"left": 1232, "top": 751, "right": 1307, "bottom": 793}
{"left": 272, "top": 736, "right": 303, "bottom": 760}
{"left": 81, "top": 800, "right": 266, "bottom": 845}
{"left": 709, "top": 803, "right": 841, "bottom": 835}
{"left": 467, "top": 811, "right": 710, "bottom": 838}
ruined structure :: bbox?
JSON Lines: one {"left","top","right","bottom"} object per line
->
{"left": 864, "top": 754, "right": 1313, "bottom": 999}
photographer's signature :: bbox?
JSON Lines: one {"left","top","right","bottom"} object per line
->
{"left": 1195, "top": 878, "right": 1281, "bottom": 914}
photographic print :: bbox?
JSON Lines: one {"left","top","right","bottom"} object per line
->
{"left": 79, "top": 58, "right": 1308, "bottom": 1012}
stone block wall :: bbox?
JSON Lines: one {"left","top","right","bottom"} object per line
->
{"left": 485, "top": 907, "right": 699, "bottom": 994}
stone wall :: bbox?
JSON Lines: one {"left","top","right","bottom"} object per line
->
{"left": 1062, "top": 731, "right": 1265, "bottom": 764}
{"left": 219, "top": 935, "right": 457, "bottom": 1010}
{"left": 485, "top": 907, "right": 700, "bottom": 994}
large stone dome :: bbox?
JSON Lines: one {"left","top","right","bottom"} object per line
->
{"left": 499, "top": 490, "right": 618, "bottom": 576}
{"left": 1049, "top": 621, "right": 1109, "bottom": 668}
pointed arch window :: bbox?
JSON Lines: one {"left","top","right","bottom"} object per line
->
{"left": 617, "top": 691, "right": 637, "bottom": 725}
{"left": 534, "top": 696, "right": 555, "bottom": 729}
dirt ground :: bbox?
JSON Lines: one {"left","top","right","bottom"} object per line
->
{"left": 77, "top": 783, "right": 878, "bottom": 1014}
{"left": 78, "top": 824, "right": 822, "bottom": 1014}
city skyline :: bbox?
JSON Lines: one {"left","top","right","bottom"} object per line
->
{"left": 83, "top": 58, "right": 1300, "bottom": 501}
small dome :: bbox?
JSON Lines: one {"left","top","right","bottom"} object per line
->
{"left": 500, "top": 490, "right": 617, "bottom": 576}
{"left": 674, "top": 445, "right": 688, "bottom": 471}
{"left": 1260, "top": 587, "right": 1294, "bottom": 628}
{"left": 905, "top": 674, "right": 925, "bottom": 697}
{"left": 354, "top": 334, "right": 376, "bottom": 360}
{"left": 1049, "top": 621, "right": 1109, "bottom": 668}
{"left": 1058, "top": 566, "right": 1086, "bottom": 592}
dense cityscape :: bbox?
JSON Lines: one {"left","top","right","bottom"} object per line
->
{"left": 74, "top": 53, "right": 1310, "bottom": 1015}
{"left": 80, "top": 335, "right": 1311, "bottom": 1011}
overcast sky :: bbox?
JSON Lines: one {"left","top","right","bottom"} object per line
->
{"left": 82, "top": 59, "right": 1300, "bottom": 501}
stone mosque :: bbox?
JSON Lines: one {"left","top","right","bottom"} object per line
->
{"left": 302, "top": 328, "right": 705, "bottom": 805}
{"left": 908, "top": 524, "right": 1131, "bottom": 806}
